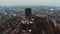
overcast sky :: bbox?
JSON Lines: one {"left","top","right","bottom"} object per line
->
{"left": 0, "top": 0, "right": 60, "bottom": 6}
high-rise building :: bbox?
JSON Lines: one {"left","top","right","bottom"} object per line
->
{"left": 25, "top": 8, "right": 32, "bottom": 20}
